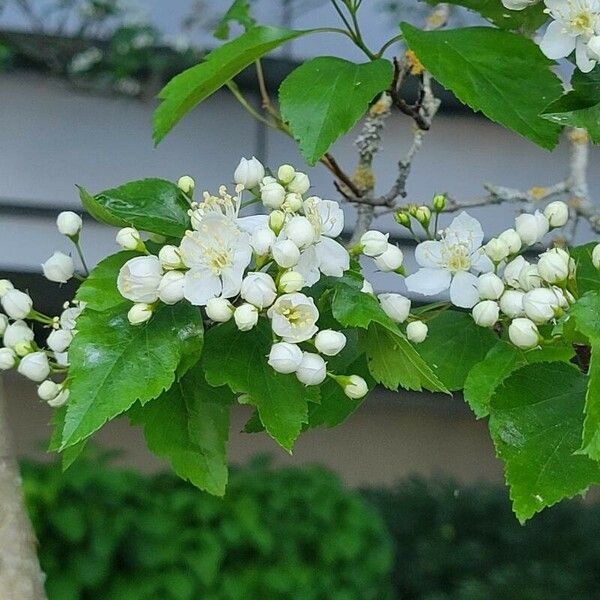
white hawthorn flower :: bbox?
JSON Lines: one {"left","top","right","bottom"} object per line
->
{"left": 342, "top": 374, "right": 369, "bottom": 399}
{"left": 360, "top": 230, "right": 389, "bottom": 257}
{"left": 287, "top": 172, "right": 310, "bottom": 195}
{"left": 284, "top": 216, "right": 315, "bottom": 249}
{"left": 484, "top": 238, "right": 510, "bottom": 263}
{"left": 177, "top": 175, "right": 195, "bottom": 195}
{"left": 0, "top": 314, "right": 7, "bottom": 336}
{"left": 282, "top": 192, "right": 303, "bottom": 213}
{"left": 48, "top": 388, "right": 70, "bottom": 408}
{"left": 268, "top": 342, "right": 303, "bottom": 374}
{"left": 234, "top": 303, "right": 259, "bottom": 331}
{"left": 56, "top": 211, "right": 82, "bottom": 237}
{"left": 540, "top": 0, "right": 600, "bottom": 73}
{"left": 523, "top": 288, "right": 561, "bottom": 323}
{"left": 278, "top": 271, "right": 304, "bottom": 293}
{"left": 261, "top": 180, "right": 286, "bottom": 209}
{"left": 1, "top": 289, "right": 33, "bottom": 320}
{"left": 240, "top": 272, "right": 277, "bottom": 309}
{"left": 518, "top": 263, "right": 543, "bottom": 291}
{"left": 405, "top": 212, "right": 492, "bottom": 308}
{"left": 128, "top": 303, "right": 153, "bottom": 325}
{"left": 205, "top": 297, "right": 234, "bottom": 322}
{"left": 180, "top": 214, "right": 252, "bottom": 305}
{"left": 294, "top": 197, "right": 349, "bottom": 285}
{"left": 158, "top": 245, "right": 183, "bottom": 270}
{"left": 250, "top": 227, "right": 276, "bottom": 256}
{"left": 47, "top": 329, "right": 73, "bottom": 353}
{"left": 116, "top": 227, "right": 143, "bottom": 251}
{"left": 277, "top": 164, "right": 296, "bottom": 184}
{"left": 503, "top": 256, "right": 528, "bottom": 288}
{"left": 374, "top": 244, "right": 404, "bottom": 272}
{"left": 42, "top": 252, "right": 75, "bottom": 283}
{"left": 515, "top": 211, "right": 549, "bottom": 246}
{"left": 378, "top": 293, "right": 411, "bottom": 323}
{"left": 60, "top": 304, "right": 84, "bottom": 331}
{"left": 0, "top": 279, "right": 14, "bottom": 297}
{"left": 296, "top": 352, "right": 327, "bottom": 386}
{"left": 499, "top": 290, "right": 526, "bottom": 318}
{"left": 406, "top": 321, "right": 428, "bottom": 344}
{"left": 314, "top": 330, "right": 347, "bottom": 356}
{"left": 158, "top": 271, "right": 186, "bottom": 305}
{"left": 272, "top": 239, "right": 301, "bottom": 268}
{"left": 18, "top": 351, "right": 50, "bottom": 382}
{"left": 593, "top": 243, "right": 600, "bottom": 269}
{"left": 234, "top": 156, "right": 265, "bottom": 189}
{"left": 477, "top": 272, "right": 505, "bottom": 300}
{"left": 537, "top": 248, "right": 570, "bottom": 283}
{"left": 509, "top": 318, "right": 539, "bottom": 349}
{"left": 498, "top": 228, "right": 522, "bottom": 255}
{"left": 38, "top": 380, "right": 61, "bottom": 401}
{"left": 267, "top": 293, "right": 319, "bottom": 343}
{"left": 268, "top": 210, "right": 286, "bottom": 235}
{"left": 117, "top": 255, "right": 162, "bottom": 303}
{"left": 472, "top": 300, "right": 500, "bottom": 327}
{"left": 544, "top": 201, "right": 569, "bottom": 228}
{"left": 0, "top": 348, "right": 16, "bottom": 370}
{"left": 3, "top": 320, "right": 34, "bottom": 349}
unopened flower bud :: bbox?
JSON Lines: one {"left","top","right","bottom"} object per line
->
{"left": 42, "top": 252, "right": 75, "bottom": 283}
{"left": 158, "top": 245, "right": 183, "bottom": 270}
{"left": 14, "top": 341, "right": 34, "bottom": 357}
{"left": 544, "top": 201, "right": 569, "bottom": 228}
{"left": 241, "top": 272, "right": 277, "bottom": 309}
{"left": 116, "top": 227, "right": 144, "bottom": 251}
{"left": 484, "top": 238, "right": 510, "bottom": 263}
{"left": 279, "top": 270, "right": 304, "bottom": 293}
{"left": 472, "top": 300, "right": 499, "bottom": 327}
{"left": 277, "top": 164, "right": 296, "bottom": 184}
{"left": 205, "top": 297, "right": 234, "bottom": 322}
{"left": 47, "top": 329, "right": 73, "bottom": 353}
{"left": 315, "top": 330, "right": 347, "bottom": 356}
{"left": 234, "top": 157, "right": 265, "bottom": 189}
{"left": 477, "top": 272, "right": 504, "bottom": 300}
{"left": 0, "top": 348, "right": 16, "bottom": 370}
{"left": 523, "top": 288, "right": 560, "bottom": 324}
{"left": 341, "top": 374, "right": 368, "bottom": 399}
{"left": 503, "top": 256, "right": 527, "bottom": 288}
{"left": 17, "top": 351, "right": 50, "bottom": 382}
{"left": 360, "top": 230, "right": 389, "bottom": 257}
{"left": 3, "top": 320, "right": 34, "bottom": 349}
{"left": 395, "top": 211, "right": 411, "bottom": 227}
{"left": 272, "top": 239, "right": 300, "bottom": 268}
{"left": 537, "top": 248, "right": 570, "bottom": 284}
{"left": 0, "top": 314, "right": 7, "bottom": 336}
{"left": 268, "top": 342, "right": 303, "bottom": 374}
{"left": 234, "top": 303, "right": 259, "bottom": 331}
{"left": 0, "top": 280, "right": 14, "bottom": 297}
{"left": 378, "top": 293, "right": 411, "bottom": 323}
{"left": 56, "top": 211, "right": 83, "bottom": 237}
{"left": 127, "top": 303, "right": 153, "bottom": 325}
{"left": 284, "top": 216, "right": 315, "bottom": 249}
{"left": 251, "top": 227, "right": 276, "bottom": 256}
{"left": 287, "top": 172, "right": 310, "bottom": 194}
{"left": 177, "top": 175, "right": 195, "bottom": 195}
{"left": 283, "top": 193, "right": 303, "bottom": 213}
{"left": 432, "top": 194, "right": 446, "bottom": 212}
{"left": 515, "top": 211, "right": 549, "bottom": 246}
{"left": 593, "top": 244, "right": 600, "bottom": 270}
{"left": 497, "top": 228, "right": 522, "bottom": 255}
{"left": 117, "top": 256, "right": 162, "bottom": 303}
{"left": 374, "top": 244, "right": 404, "bottom": 272}
{"left": 296, "top": 352, "right": 327, "bottom": 386}
{"left": 37, "top": 380, "right": 61, "bottom": 401}
{"left": 47, "top": 388, "right": 70, "bottom": 408}
{"left": 509, "top": 318, "right": 539, "bottom": 350}
{"left": 261, "top": 181, "right": 286, "bottom": 209}
{"left": 1, "top": 289, "right": 33, "bottom": 320}
{"left": 268, "top": 210, "right": 286, "bottom": 235}
{"left": 499, "top": 290, "right": 525, "bottom": 318}
{"left": 158, "top": 271, "right": 185, "bottom": 305}
{"left": 406, "top": 320, "right": 428, "bottom": 343}
{"left": 415, "top": 206, "right": 431, "bottom": 225}
{"left": 518, "top": 263, "right": 542, "bottom": 292}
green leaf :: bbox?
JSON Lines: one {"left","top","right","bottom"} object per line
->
{"left": 61, "top": 303, "right": 204, "bottom": 449}
{"left": 79, "top": 179, "right": 191, "bottom": 238}
{"left": 154, "top": 26, "right": 306, "bottom": 144}
{"left": 489, "top": 362, "right": 600, "bottom": 522}
{"left": 423, "top": 0, "right": 547, "bottom": 32}
{"left": 571, "top": 243, "right": 600, "bottom": 294}
{"left": 464, "top": 341, "right": 576, "bottom": 418}
{"left": 542, "top": 66, "right": 600, "bottom": 143}
{"left": 48, "top": 406, "right": 87, "bottom": 470}
{"left": 279, "top": 57, "right": 393, "bottom": 165}
{"left": 401, "top": 24, "right": 563, "bottom": 150}
{"left": 214, "top": 0, "right": 256, "bottom": 40}
{"left": 416, "top": 310, "right": 497, "bottom": 392}
{"left": 202, "top": 319, "right": 317, "bottom": 452}
{"left": 76, "top": 251, "right": 139, "bottom": 312}
{"left": 129, "top": 368, "right": 232, "bottom": 495}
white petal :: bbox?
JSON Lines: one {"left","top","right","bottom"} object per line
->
{"left": 470, "top": 249, "right": 494, "bottom": 274}
{"left": 577, "top": 38, "right": 597, "bottom": 73}
{"left": 294, "top": 245, "right": 321, "bottom": 286}
{"left": 315, "top": 237, "right": 349, "bottom": 277}
{"left": 449, "top": 271, "right": 479, "bottom": 308}
{"left": 446, "top": 212, "right": 484, "bottom": 251}
{"left": 540, "top": 21, "right": 576, "bottom": 60}
{"left": 220, "top": 266, "right": 244, "bottom": 298}
{"left": 414, "top": 240, "right": 444, "bottom": 268}
{"left": 316, "top": 200, "right": 344, "bottom": 238}
{"left": 184, "top": 269, "right": 222, "bottom": 306}
{"left": 405, "top": 268, "right": 451, "bottom": 296}
{"left": 237, "top": 214, "right": 268, "bottom": 233}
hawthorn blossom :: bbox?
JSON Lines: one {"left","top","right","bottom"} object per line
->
{"left": 405, "top": 212, "right": 492, "bottom": 308}
{"left": 267, "top": 293, "right": 319, "bottom": 343}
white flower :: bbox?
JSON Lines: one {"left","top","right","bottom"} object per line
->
{"left": 284, "top": 216, "right": 315, "bottom": 249}
{"left": 518, "top": 263, "right": 543, "bottom": 291}
{"left": 294, "top": 198, "right": 349, "bottom": 285}
{"left": 116, "top": 227, "right": 143, "bottom": 251}
{"left": 406, "top": 321, "right": 428, "bottom": 344}
{"left": 128, "top": 303, "right": 153, "bottom": 325}
{"left": 261, "top": 180, "right": 286, "bottom": 209}
{"left": 278, "top": 271, "right": 304, "bottom": 293}
{"left": 477, "top": 273, "right": 505, "bottom": 300}
{"left": 277, "top": 164, "right": 296, "bottom": 184}
{"left": 523, "top": 288, "right": 561, "bottom": 323}
{"left": 374, "top": 244, "right": 404, "bottom": 272}
{"left": 538, "top": 248, "right": 570, "bottom": 283}
{"left": 509, "top": 318, "right": 539, "bottom": 349}
{"left": 296, "top": 352, "right": 327, "bottom": 386}
{"left": 0, "top": 348, "right": 16, "bottom": 370}
{"left": 472, "top": 300, "right": 500, "bottom": 327}
{"left": 283, "top": 192, "right": 303, "bottom": 213}
{"left": 405, "top": 212, "right": 492, "bottom": 308}
{"left": 158, "top": 271, "right": 186, "bottom": 305}
{"left": 497, "top": 228, "right": 522, "bottom": 255}
{"left": 0, "top": 314, "right": 7, "bottom": 335}
{"left": 241, "top": 272, "right": 277, "bottom": 309}
{"left": 501, "top": 0, "right": 540, "bottom": 9}
{"left": 1, "top": 289, "right": 33, "bottom": 319}
{"left": 342, "top": 375, "right": 368, "bottom": 399}
{"left": 268, "top": 210, "right": 286, "bottom": 235}
{"left": 378, "top": 293, "right": 411, "bottom": 323}
{"left": 544, "top": 201, "right": 569, "bottom": 228}
{"left": 56, "top": 211, "right": 82, "bottom": 237}
{"left": 42, "top": 252, "right": 75, "bottom": 283}
{"left": 360, "top": 231, "right": 389, "bottom": 257}
{"left": 515, "top": 211, "right": 549, "bottom": 246}
{"left": 314, "top": 330, "right": 347, "bottom": 356}
{"left": 268, "top": 342, "right": 303, "bottom": 374}
{"left": 177, "top": 175, "right": 195, "bottom": 195}
{"left": 272, "top": 239, "right": 301, "bottom": 268}
{"left": 234, "top": 303, "right": 259, "bottom": 331}
{"left": 3, "top": 320, "right": 34, "bottom": 349}
{"left": 589, "top": 34, "right": 600, "bottom": 59}
{"left": 499, "top": 290, "right": 525, "bottom": 318}
{"left": 60, "top": 305, "right": 84, "bottom": 331}
{"left": 47, "top": 329, "right": 73, "bottom": 353}
{"left": 234, "top": 156, "right": 265, "bottom": 189}
{"left": 0, "top": 280, "right": 14, "bottom": 297}
{"left": 158, "top": 245, "right": 183, "bottom": 270}
{"left": 205, "top": 297, "right": 234, "bottom": 322}
{"left": 117, "top": 256, "right": 162, "bottom": 303}
{"left": 361, "top": 279, "right": 374, "bottom": 294}
{"left": 181, "top": 214, "right": 252, "bottom": 305}
{"left": 18, "top": 351, "right": 50, "bottom": 382}
{"left": 593, "top": 243, "right": 600, "bottom": 269}
{"left": 268, "top": 293, "right": 319, "bottom": 343}
{"left": 484, "top": 238, "right": 510, "bottom": 263}
{"left": 251, "top": 227, "right": 276, "bottom": 256}
{"left": 48, "top": 388, "right": 70, "bottom": 408}
{"left": 287, "top": 172, "right": 310, "bottom": 194}
{"left": 38, "top": 380, "right": 61, "bottom": 401}
{"left": 503, "top": 256, "right": 527, "bottom": 288}
{"left": 540, "top": 0, "right": 600, "bottom": 72}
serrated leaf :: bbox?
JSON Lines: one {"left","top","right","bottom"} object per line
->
{"left": 80, "top": 179, "right": 191, "bottom": 238}
{"left": 214, "top": 0, "right": 256, "bottom": 40}
{"left": 129, "top": 368, "right": 232, "bottom": 495}
{"left": 154, "top": 26, "right": 306, "bottom": 144}
{"left": 401, "top": 24, "right": 563, "bottom": 149}
{"left": 279, "top": 57, "right": 393, "bottom": 165}
{"left": 61, "top": 303, "right": 204, "bottom": 449}
{"left": 202, "top": 319, "right": 317, "bottom": 452}
{"left": 489, "top": 362, "right": 600, "bottom": 523}
{"left": 48, "top": 406, "right": 87, "bottom": 470}
{"left": 417, "top": 310, "right": 497, "bottom": 391}
{"left": 464, "top": 341, "right": 576, "bottom": 418}
{"left": 76, "top": 251, "right": 140, "bottom": 312}
{"left": 571, "top": 243, "right": 600, "bottom": 294}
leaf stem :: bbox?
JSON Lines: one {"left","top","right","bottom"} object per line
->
{"left": 376, "top": 33, "right": 404, "bottom": 58}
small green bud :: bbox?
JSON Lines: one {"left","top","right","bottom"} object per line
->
{"left": 415, "top": 206, "right": 431, "bottom": 226}
{"left": 394, "top": 211, "right": 411, "bottom": 228}
{"left": 407, "top": 204, "right": 418, "bottom": 217}
{"left": 432, "top": 194, "right": 446, "bottom": 212}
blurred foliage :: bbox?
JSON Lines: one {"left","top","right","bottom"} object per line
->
{"left": 22, "top": 453, "right": 394, "bottom": 600}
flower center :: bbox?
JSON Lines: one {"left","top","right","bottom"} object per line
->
{"left": 207, "top": 249, "right": 233, "bottom": 275}
{"left": 444, "top": 244, "right": 471, "bottom": 273}
{"left": 279, "top": 303, "right": 312, "bottom": 328}
{"left": 571, "top": 11, "right": 595, "bottom": 35}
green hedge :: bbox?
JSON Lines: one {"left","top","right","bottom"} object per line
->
{"left": 22, "top": 455, "right": 394, "bottom": 600}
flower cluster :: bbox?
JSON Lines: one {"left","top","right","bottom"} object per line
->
{"left": 502, "top": 0, "right": 600, "bottom": 72}
{"left": 114, "top": 158, "right": 367, "bottom": 398}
